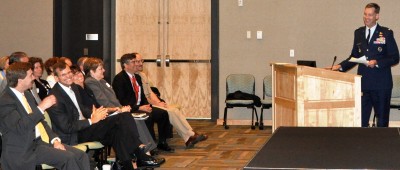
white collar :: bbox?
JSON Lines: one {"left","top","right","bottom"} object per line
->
{"left": 366, "top": 23, "right": 378, "bottom": 34}
{"left": 58, "top": 82, "right": 73, "bottom": 94}
{"left": 10, "top": 87, "right": 24, "bottom": 99}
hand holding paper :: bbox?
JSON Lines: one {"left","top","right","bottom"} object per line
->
{"left": 349, "top": 55, "right": 368, "bottom": 65}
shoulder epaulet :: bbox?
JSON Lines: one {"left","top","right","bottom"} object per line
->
{"left": 380, "top": 26, "right": 390, "bottom": 31}
{"left": 355, "top": 27, "right": 364, "bottom": 32}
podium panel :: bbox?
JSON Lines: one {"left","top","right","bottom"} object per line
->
{"left": 272, "top": 63, "right": 361, "bottom": 131}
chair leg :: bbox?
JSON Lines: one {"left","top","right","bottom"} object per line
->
{"left": 251, "top": 107, "right": 255, "bottom": 130}
{"left": 223, "top": 107, "right": 229, "bottom": 129}
{"left": 254, "top": 107, "right": 259, "bottom": 126}
{"left": 259, "top": 107, "right": 264, "bottom": 130}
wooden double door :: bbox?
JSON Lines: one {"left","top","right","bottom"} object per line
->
{"left": 115, "top": 0, "right": 211, "bottom": 118}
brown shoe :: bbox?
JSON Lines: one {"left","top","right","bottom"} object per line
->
{"left": 185, "top": 134, "right": 207, "bottom": 149}
{"left": 194, "top": 132, "right": 208, "bottom": 142}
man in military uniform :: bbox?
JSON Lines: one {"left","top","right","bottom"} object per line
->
{"left": 332, "top": 3, "right": 400, "bottom": 127}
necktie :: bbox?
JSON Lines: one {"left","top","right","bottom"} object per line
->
{"left": 30, "top": 83, "right": 42, "bottom": 104}
{"left": 131, "top": 76, "right": 139, "bottom": 99}
{"left": 21, "top": 94, "right": 49, "bottom": 143}
{"left": 69, "top": 88, "right": 85, "bottom": 120}
{"left": 367, "top": 29, "right": 371, "bottom": 44}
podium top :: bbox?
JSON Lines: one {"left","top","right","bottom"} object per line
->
{"left": 271, "top": 62, "right": 361, "bottom": 82}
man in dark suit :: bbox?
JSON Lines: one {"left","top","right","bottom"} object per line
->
{"left": 112, "top": 53, "right": 174, "bottom": 152}
{"left": 0, "top": 62, "right": 89, "bottom": 170}
{"left": 332, "top": 3, "right": 400, "bottom": 127}
{"left": 47, "top": 62, "right": 165, "bottom": 169}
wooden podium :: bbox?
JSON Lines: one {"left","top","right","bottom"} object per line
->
{"left": 271, "top": 63, "right": 362, "bottom": 132}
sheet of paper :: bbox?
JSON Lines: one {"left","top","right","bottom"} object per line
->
{"left": 132, "top": 113, "right": 149, "bottom": 120}
{"left": 349, "top": 55, "right": 368, "bottom": 65}
{"left": 108, "top": 110, "right": 120, "bottom": 117}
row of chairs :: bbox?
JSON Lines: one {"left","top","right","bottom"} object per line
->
{"left": 223, "top": 74, "right": 272, "bottom": 130}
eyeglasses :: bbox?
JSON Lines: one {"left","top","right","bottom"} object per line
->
{"left": 133, "top": 59, "right": 144, "bottom": 64}
{"left": 126, "top": 59, "right": 144, "bottom": 64}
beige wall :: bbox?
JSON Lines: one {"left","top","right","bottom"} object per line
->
{"left": 0, "top": 0, "right": 53, "bottom": 61}
{"left": 2, "top": 0, "right": 400, "bottom": 124}
{"left": 219, "top": 0, "right": 400, "bottom": 122}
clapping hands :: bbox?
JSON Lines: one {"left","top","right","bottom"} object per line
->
{"left": 91, "top": 105, "right": 108, "bottom": 124}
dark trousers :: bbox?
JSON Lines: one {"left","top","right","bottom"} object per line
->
{"left": 0, "top": 136, "right": 2, "bottom": 158}
{"left": 78, "top": 112, "right": 141, "bottom": 162}
{"left": 362, "top": 89, "right": 392, "bottom": 127}
{"left": 145, "top": 107, "right": 171, "bottom": 142}
{"left": 35, "top": 140, "right": 90, "bottom": 170}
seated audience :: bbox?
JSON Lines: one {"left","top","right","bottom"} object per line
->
{"left": 77, "top": 56, "right": 88, "bottom": 75}
{"left": 0, "top": 55, "right": 9, "bottom": 159}
{"left": 8, "top": 51, "right": 29, "bottom": 65}
{"left": 135, "top": 53, "right": 208, "bottom": 148}
{"left": 47, "top": 62, "right": 165, "bottom": 169}
{"left": 83, "top": 57, "right": 158, "bottom": 154}
{"left": 112, "top": 53, "right": 174, "bottom": 152}
{"left": 1, "top": 51, "right": 30, "bottom": 93}
{"left": 0, "top": 56, "right": 9, "bottom": 93}
{"left": 60, "top": 56, "right": 73, "bottom": 67}
{"left": 44, "top": 57, "right": 60, "bottom": 88}
{"left": 70, "top": 65, "right": 85, "bottom": 88}
{"left": 29, "top": 57, "right": 51, "bottom": 100}
{"left": 0, "top": 62, "right": 90, "bottom": 170}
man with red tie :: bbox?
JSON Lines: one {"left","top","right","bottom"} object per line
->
{"left": 113, "top": 53, "right": 174, "bottom": 152}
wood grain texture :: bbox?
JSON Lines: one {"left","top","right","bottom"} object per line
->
{"left": 115, "top": 0, "right": 211, "bottom": 118}
{"left": 101, "top": 120, "right": 270, "bottom": 169}
{"left": 272, "top": 64, "right": 361, "bottom": 132}
{"left": 158, "top": 120, "right": 270, "bottom": 169}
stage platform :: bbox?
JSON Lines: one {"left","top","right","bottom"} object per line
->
{"left": 244, "top": 127, "right": 400, "bottom": 169}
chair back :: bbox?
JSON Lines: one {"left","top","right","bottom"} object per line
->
{"left": 263, "top": 75, "right": 273, "bottom": 99}
{"left": 226, "top": 74, "right": 255, "bottom": 95}
{"left": 392, "top": 75, "right": 400, "bottom": 98}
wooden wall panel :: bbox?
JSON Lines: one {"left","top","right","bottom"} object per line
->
{"left": 116, "top": 0, "right": 211, "bottom": 118}
{"left": 168, "top": 0, "right": 211, "bottom": 59}
{"left": 116, "top": 0, "right": 159, "bottom": 60}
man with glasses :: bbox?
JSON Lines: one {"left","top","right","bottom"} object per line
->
{"left": 113, "top": 53, "right": 175, "bottom": 153}
{"left": 133, "top": 53, "right": 208, "bottom": 148}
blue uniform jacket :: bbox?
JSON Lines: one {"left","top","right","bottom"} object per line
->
{"left": 340, "top": 24, "right": 399, "bottom": 90}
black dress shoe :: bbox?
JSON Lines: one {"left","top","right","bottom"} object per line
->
{"left": 157, "top": 142, "right": 175, "bottom": 153}
{"left": 137, "top": 157, "right": 166, "bottom": 167}
{"left": 150, "top": 149, "right": 160, "bottom": 156}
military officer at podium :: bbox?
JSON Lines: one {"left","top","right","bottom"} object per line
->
{"left": 332, "top": 3, "right": 400, "bottom": 127}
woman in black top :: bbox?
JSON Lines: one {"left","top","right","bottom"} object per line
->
{"left": 29, "top": 57, "right": 51, "bottom": 100}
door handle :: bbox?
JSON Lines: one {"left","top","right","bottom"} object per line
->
{"left": 156, "top": 55, "right": 162, "bottom": 67}
{"left": 165, "top": 55, "right": 170, "bottom": 67}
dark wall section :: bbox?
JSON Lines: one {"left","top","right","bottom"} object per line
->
{"left": 54, "top": 0, "right": 112, "bottom": 82}
{"left": 211, "top": 0, "right": 219, "bottom": 121}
